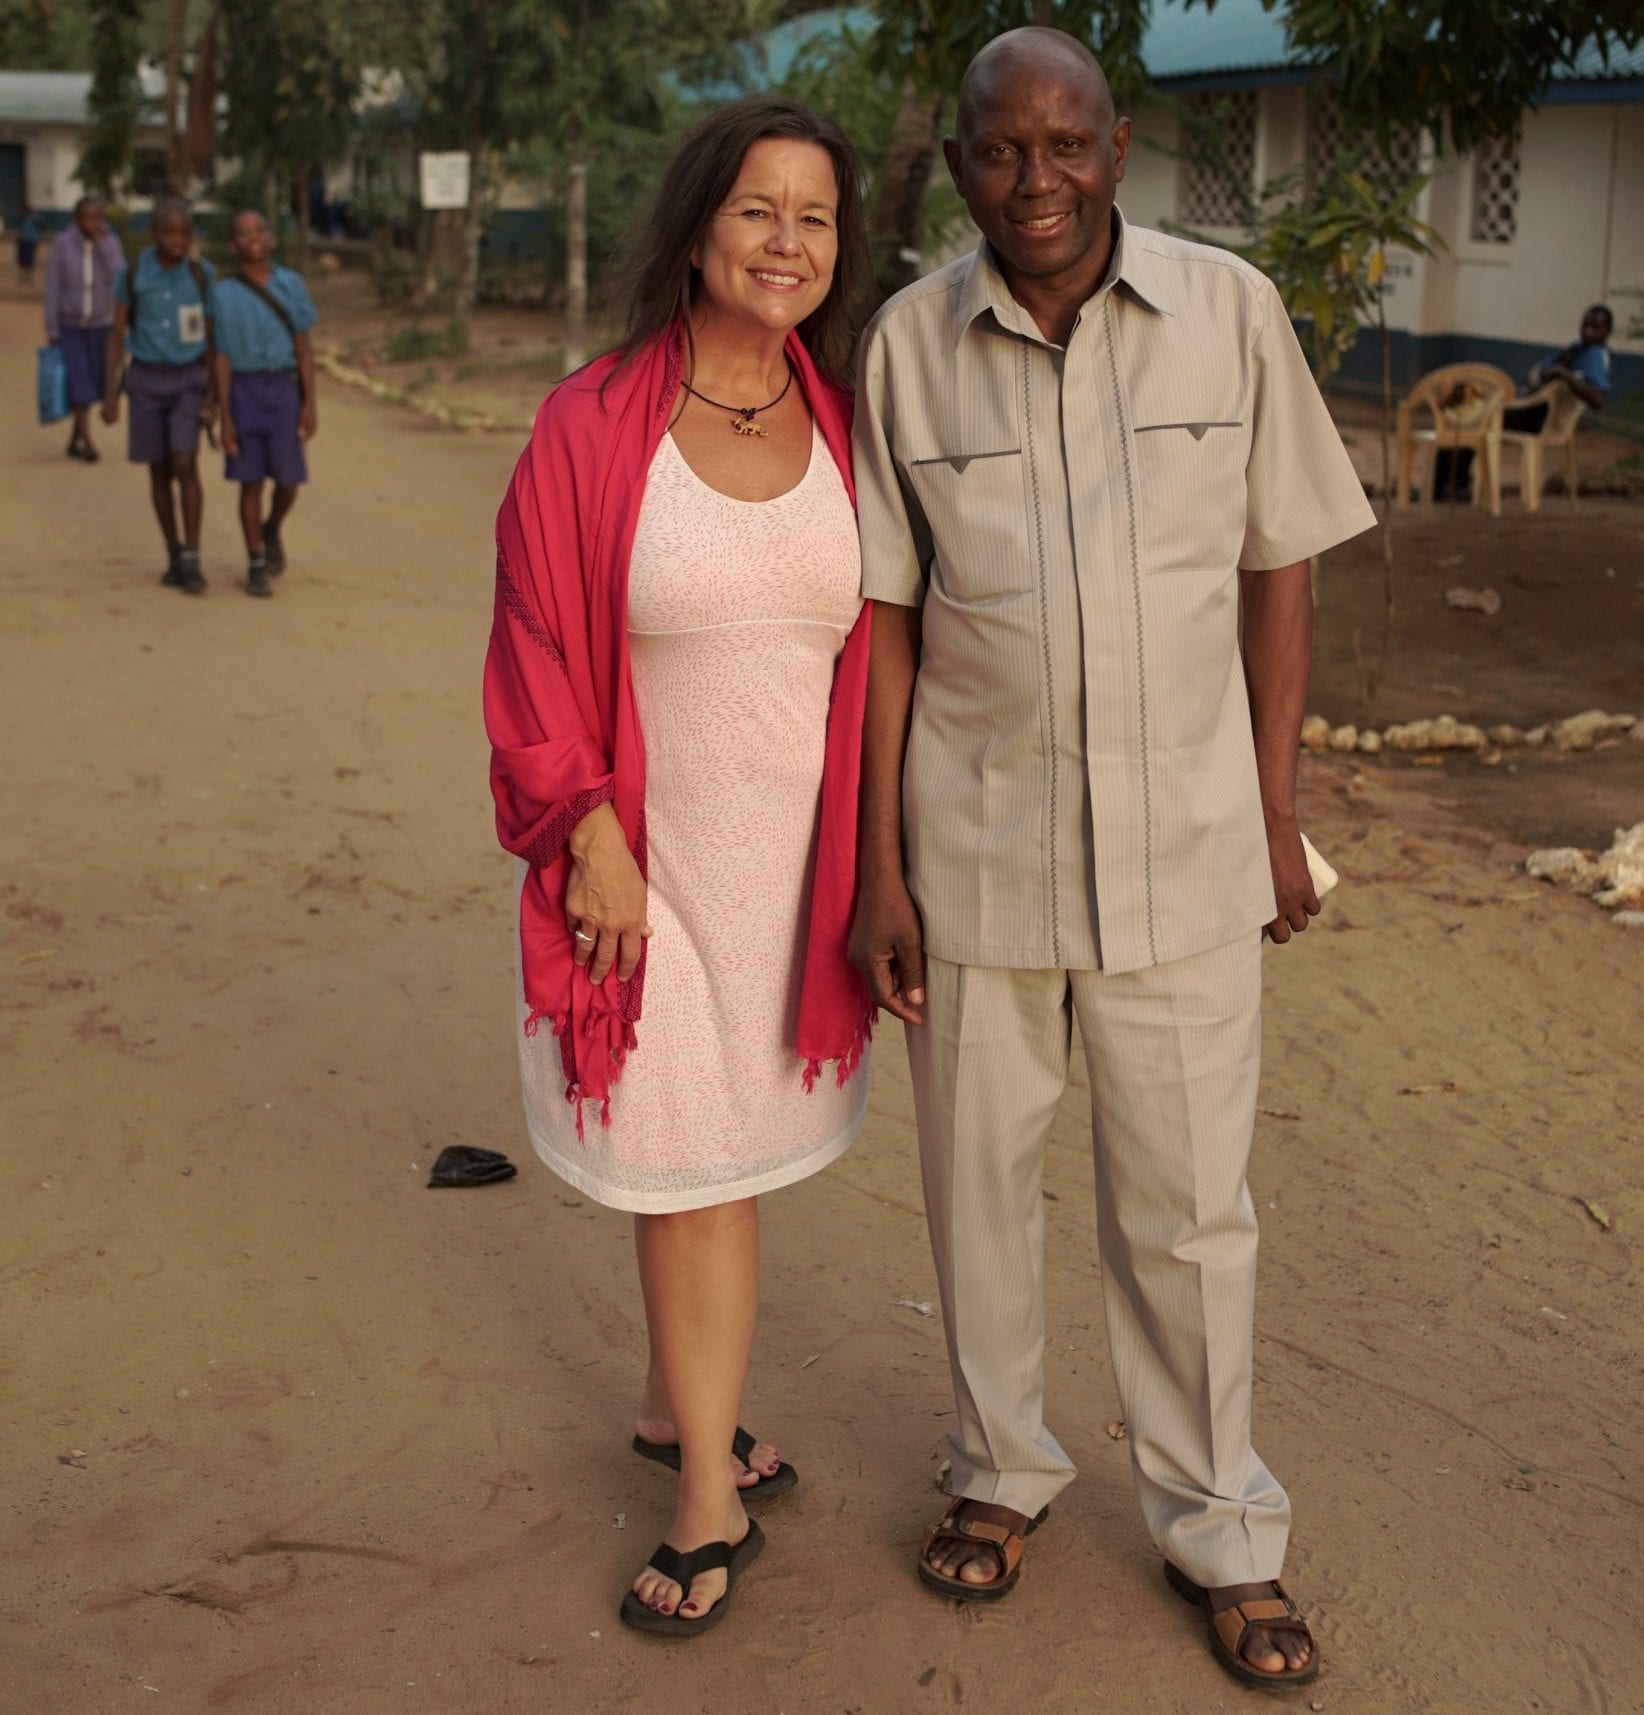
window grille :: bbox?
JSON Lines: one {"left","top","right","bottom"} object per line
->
{"left": 1470, "top": 135, "right": 1520, "bottom": 244}
{"left": 1306, "top": 88, "right": 1421, "bottom": 189}
{"left": 1179, "top": 90, "right": 1257, "bottom": 227}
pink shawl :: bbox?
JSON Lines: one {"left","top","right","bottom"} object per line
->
{"left": 484, "top": 327, "right": 874, "bottom": 1134}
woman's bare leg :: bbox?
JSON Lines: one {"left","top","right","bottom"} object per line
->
{"left": 628, "top": 1198, "right": 768, "bottom": 1620}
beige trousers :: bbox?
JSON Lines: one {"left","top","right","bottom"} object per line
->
{"left": 907, "top": 936, "right": 1290, "bottom": 1587}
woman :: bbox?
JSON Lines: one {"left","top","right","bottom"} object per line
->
{"left": 483, "top": 97, "right": 875, "bottom": 1638}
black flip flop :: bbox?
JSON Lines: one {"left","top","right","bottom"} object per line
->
{"left": 631, "top": 1425, "right": 797, "bottom": 1500}
{"left": 618, "top": 1520, "right": 765, "bottom": 1636}
{"left": 426, "top": 1145, "right": 518, "bottom": 1188}
{"left": 1164, "top": 1562, "right": 1321, "bottom": 1690}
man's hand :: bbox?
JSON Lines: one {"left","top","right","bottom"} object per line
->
{"left": 1264, "top": 818, "right": 1320, "bottom": 945}
{"left": 849, "top": 873, "right": 926, "bottom": 1025}
{"left": 100, "top": 395, "right": 119, "bottom": 426}
{"left": 299, "top": 401, "right": 318, "bottom": 442}
{"left": 221, "top": 417, "right": 239, "bottom": 459}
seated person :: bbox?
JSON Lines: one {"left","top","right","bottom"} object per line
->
{"left": 1435, "top": 303, "right": 1612, "bottom": 499}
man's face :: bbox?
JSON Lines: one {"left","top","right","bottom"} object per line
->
{"left": 152, "top": 211, "right": 192, "bottom": 265}
{"left": 1580, "top": 310, "right": 1611, "bottom": 346}
{"left": 74, "top": 201, "right": 104, "bottom": 239}
{"left": 231, "top": 212, "right": 273, "bottom": 266}
{"left": 944, "top": 53, "right": 1130, "bottom": 287}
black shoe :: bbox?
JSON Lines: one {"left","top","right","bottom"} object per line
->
{"left": 263, "top": 527, "right": 286, "bottom": 576}
{"left": 245, "top": 560, "right": 272, "bottom": 599}
{"left": 160, "top": 546, "right": 187, "bottom": 587}
{"left": 177, "top": 551, "right": 206, "bottom": 595}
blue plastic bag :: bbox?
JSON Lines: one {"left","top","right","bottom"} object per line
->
{"left": 37, "top": 344, "right": 70, "bottom": 425}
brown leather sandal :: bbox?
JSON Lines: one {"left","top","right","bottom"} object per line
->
{"left": 916, "top": 1500, "right": 1050, "bottom": 1602}
{"left": 1164, "top": 1562, "right": 1320, "bottom": 1689}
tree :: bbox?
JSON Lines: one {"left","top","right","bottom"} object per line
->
{"left": 1272, "top": 0, "right": 1644, "bottom": 153}
{"left": 78, "top": 0, "right": 144, "bottom": 195}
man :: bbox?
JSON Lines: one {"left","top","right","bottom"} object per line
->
{"left": 42, "top": 196, "right": 126, "bottom": 463}
{"left": 102, "top": 198, "right": 216, "bottom": 594}
{"left": 1435, "top": 302, "right": 1612, "bottom": 499}
{"left": 210, "top": 209, "right": 319, "bottom": 599}
{"left": 849, "top": 28, "right": 1374, "bottom": 1691}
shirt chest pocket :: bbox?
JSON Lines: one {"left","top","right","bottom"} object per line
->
{"left": 905, "top": 447, "right": 1033, "bottom": 603}
{"left": 1131, "top": 412, "right": 1249, "bottom": 573}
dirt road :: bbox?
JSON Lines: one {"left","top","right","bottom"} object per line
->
{"left": 3, "top": 295, "right": 1641, "bottom": 1715}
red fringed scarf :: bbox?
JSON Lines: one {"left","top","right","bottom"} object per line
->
{"left": 485, "top": 326, "right": 875, "bottom": 1136}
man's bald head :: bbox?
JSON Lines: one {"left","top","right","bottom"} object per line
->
{"left": 957, "top": 27, "right": 1115, "bottom": 143}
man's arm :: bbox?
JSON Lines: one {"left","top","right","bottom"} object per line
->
{"left": 1239, "top": 561, "right": 1318, "bottom": 944}
{"left": 101, "top": 303, "right": 128, "bottom": 424}
{"left": 214, "top": 349, "right": 237, "bottom": 457}
{"left": 295, "top": 330, "right": 317, "bottom": 440}
{"left": 848, "top": 599, "right": 927, "bottom": 1022}
{"left": 1543, "top": 362, "right": 1605, "bottom": 412}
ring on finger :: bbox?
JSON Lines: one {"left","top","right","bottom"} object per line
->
{"left": 572, "top": 927, "right": 596, "bottom": 944}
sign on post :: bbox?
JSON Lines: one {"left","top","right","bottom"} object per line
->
{"left": 419, "top": 152, "right": 472, "bottom": 211}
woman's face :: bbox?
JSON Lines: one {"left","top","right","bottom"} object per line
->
{"left": 691, "top": 138, "right": 839, "bottom": 341}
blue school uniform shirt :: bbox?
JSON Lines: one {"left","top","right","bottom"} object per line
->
{"left": 209, "top": 267, "right": 318, "bottom": 373}
{"left": 1567, "top": 342, "right": 1612, "bottom": 395}
{"left": 115, "top": 249, "right": 216, "bottom": 365}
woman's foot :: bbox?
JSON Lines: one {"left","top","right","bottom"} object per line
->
{"left": 634, "top": 1405, "right": 781, "bottom": 1490}
{"left": 629, "top": 1498, "right": 751, "bottom": 1621}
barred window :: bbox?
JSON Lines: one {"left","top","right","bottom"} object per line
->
{"left": 1470, "top": 135, "right": 1521, "bottom": 244}
{"left": 1306, "top": 87, "right": 1421, "bottom": 189}
{"left": 1178, "top": 90, "right": 1257, "bottom": 227}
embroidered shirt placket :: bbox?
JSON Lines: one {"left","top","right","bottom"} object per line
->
{"left": 1021, "top": 339, "right": 1061, "bottom": 966}
{"left": 1102, "top": 298, "right": 1158, "bottom": 965}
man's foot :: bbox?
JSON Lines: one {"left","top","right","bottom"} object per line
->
{"left": 245, "top": 558, "right": 272, "bottom": 599}
{"left": 918, "top": 1498, "right": 1047, "bottom": 1600}
{"left": 263, "top": 525, "right": 286, "bottom": 576}
{"left": 160, "top": 545, "right": 186, "bottom": 587}
{"left": 66, "top": 438, "right": 98, "bottom": 463}
{"left": 629, "top": 1497, "right": 752, "bottom": 1622}
{"left": 633, "top": 1409, "right": 782, "bottom": 1492}
{"left": 1165, "top": 1564, "right": 1319, "bottom": 1686}
{"left": 1207, "top": 1580, "right": 1315, "bottom": 1677}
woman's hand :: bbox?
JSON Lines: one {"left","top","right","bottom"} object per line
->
{"left": 565, "top": 802, "right": 650, "bottom": 984}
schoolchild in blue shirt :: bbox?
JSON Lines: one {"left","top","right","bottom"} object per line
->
{"left": 102, "top": 198, "right": 217, "bottom": 593}
{"left": 1435, "top": 304, "right": 1614, "bottom": 503}
{"left": 210, "top": 210, "right": 319, "bottom": 599}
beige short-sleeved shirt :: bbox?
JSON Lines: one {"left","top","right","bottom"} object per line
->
{"left": 855, "top": 213, "right": 1376, "bottom": 974}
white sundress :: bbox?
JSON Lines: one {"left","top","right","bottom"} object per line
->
{"left": 517, "top": 421, "right": 869, "bottom": 1212}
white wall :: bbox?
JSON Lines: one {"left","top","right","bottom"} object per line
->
{"left": 1423, "top": 102, "right": 1644, "bottom": 356}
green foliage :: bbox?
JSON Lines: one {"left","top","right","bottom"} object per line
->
{"left": 1272, "top": 0, "right": 1644, "bottom": 153}
{"left": 219, "top": 0, "right": 380, "bottom": 188}
{"left": 872, "top": 0, "right": 1153, "bottom": 106}
{"left": 78, "top": 0, "right": 144, "bottom": 194}
{"left": 385, "top": 321, "right": 467, "bottom": 363}
{"left": 0, "top": 0, "right": 95, "bottom": 68}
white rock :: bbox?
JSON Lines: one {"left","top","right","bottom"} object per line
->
{"left": 1300, "top": 714, "right": 1332, "bottom": 751}
{"left": 1383, "top": 717, "right": 1488, "bottom": 753}
{"left": 1525, "top": 725, "right": 1549, "bottom": 747}
{"left": 1525, "top": 847, "right": 1593, "bottom": 886}
{"left": 1356, "top": 729, "right": 1383, "bottom": 754}
{"left": 1613, "top": 911, "right": 1644, "bottom": 929}
{"left": 1487, "top": 724, "right": 1524, "bottom": 747}
{"left": 1551, "top": 710, "right": 1634, "bottom": 752}
{"left": 1329, "top": 723, "right": 1359, "bottom": 752}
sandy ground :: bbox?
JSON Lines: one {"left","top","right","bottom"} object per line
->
{"left": 3, "top": 293, "right": 1642, "bottom": 1715}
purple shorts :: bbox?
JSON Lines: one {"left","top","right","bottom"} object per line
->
{"left": 226, "top": 371, "right": 307, "bottom": 487}
{"left": 125, "top": 359, "right": 209, "bottom": 464}
{"left": 59, "top": 324, "right": 110, "bottom": 408}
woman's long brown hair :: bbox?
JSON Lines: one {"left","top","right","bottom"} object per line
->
{"left": 606, "top": 94, "right": 871, "bottom": 386}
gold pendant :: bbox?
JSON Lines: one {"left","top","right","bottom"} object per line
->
{"left": 732, "top": 414, "right": 767, "bottom": 437}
